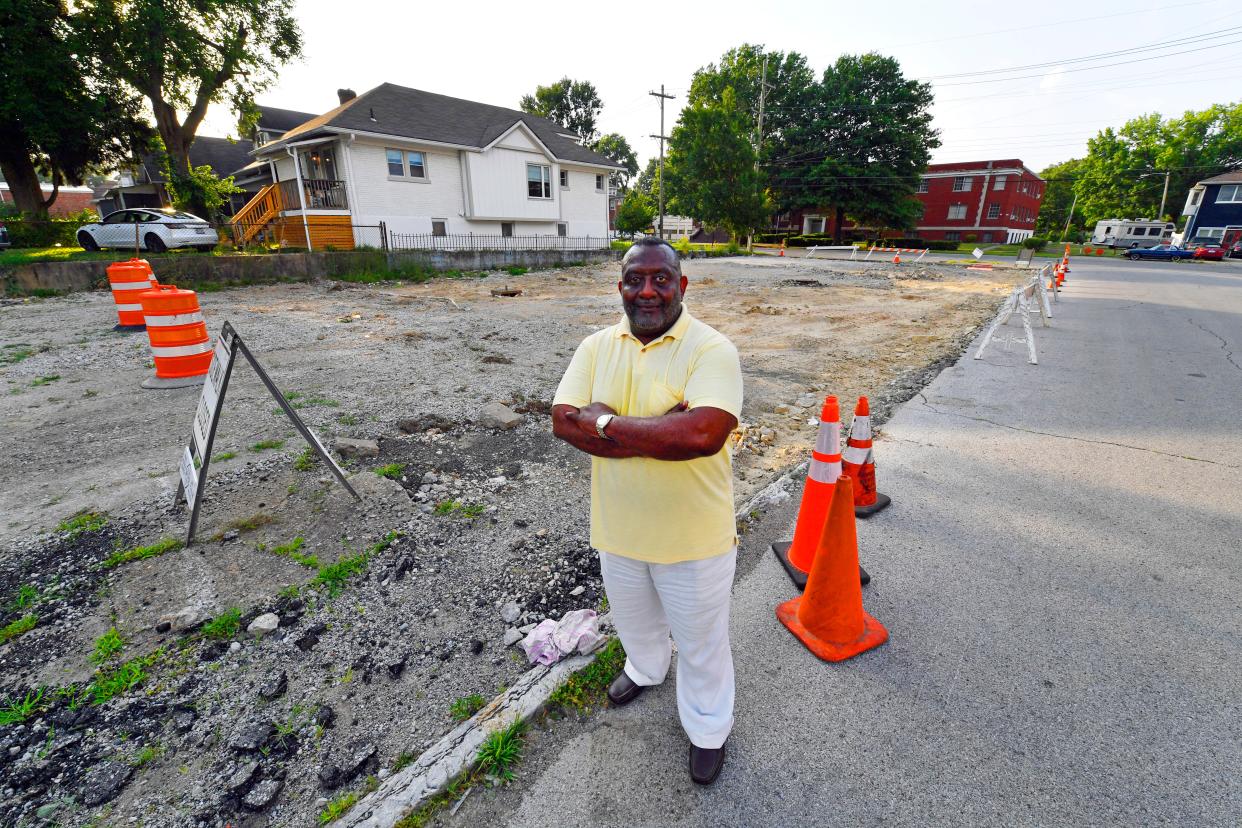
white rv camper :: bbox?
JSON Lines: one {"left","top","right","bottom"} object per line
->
{"left": 1090, "top": 219, "right": 1176, "bottom": 249}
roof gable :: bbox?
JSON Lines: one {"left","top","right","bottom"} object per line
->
{"left": 1199, "top": 169, "right": 1242, "bottom": 185}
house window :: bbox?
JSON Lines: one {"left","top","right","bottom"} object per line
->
{"left": 981, "top": 232, "right": 992, "bottom": 243}
{"left": 560, "top": 170, "right": 569, "bottom": 188}
{"left": 945, "top": 231, "right": 961, "bottom": 241}
{"left": 1216, "top": 184, "right": 1242, "bottom": 203}
{"left": 952, "top": 176, "right": 972, "bottom": 192}
{"left": 595, "top": 174, "right": 604, "bottom": 191}
{"left": 805, "top": 216, "right": 825, "bottom": 234}
{"left": 501, "top": 222, "right": 514, "bottom": 237}
{"left": 1191, "top": 190, "right": 1202, "bottom": 205}
{"left": 432, "top": 220, "right": 447, "bottom": 237}
{"left": 1197, "top": 227, "right": 1224, "bottom": 239}
{"left": 993, "top": 175, "right": 1006, "bottom": 190}
{"left": 386, "top": 149, "right": 404, "bottom": 176}
{"left": 947, "top": 204, "right": 967, "bottom": 220}
{"left": 527, "top": 164, "right": 551, "bottom": 198}
{"left": 407, "top": 152, "right": 426, "bottom": 179}
{"left": 557, "top": 223, "right": 567, "bottom": 237}
{"left": 917, "top": 179, "right": 929, "bottom": 193}
{"left": 986, "top": 203, "right": 1000, "bottom": 220}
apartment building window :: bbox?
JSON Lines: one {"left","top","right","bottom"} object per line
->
{"left": 432, "top": 220, "right": 447, "bottom": 236}
{"left": 387, "top": 149, "right": 426, "bottom": 179}
{"left": 952, "top": 176, "right": 972, "bottom": 192}
{"left": 560, "top": 170, "right": 569, "bottom": 188}
{"left": 557, "top": 223, "right": 567, "bottom": 237}
{"left": 501, "top": 222, "right": 514, "bottom": 237}
{"left": 947, "top": 204, "right": 967, "bottom": 220}
{"left": 987, "top": 203, "right": 1000, "bottom": 220}
{"left": 1217, "top": 184, "right": 1242, "bottom": 203}
{"left": 981, "top": 232, "right": 992, "bottom": 242}
{"left": 917, "top": 179, "right": 929, "bottom": 193}
{"left": 527, "top": 164, "right": 552, "bottom": 198}
{"left": 945, "top": 231, "right": 961, "bottom": 241}
{"left": 595, "top": 174, "right": 605, "bottom": 191}
{"left": 993, "top": 175, "right": 1006, "bottom": 190}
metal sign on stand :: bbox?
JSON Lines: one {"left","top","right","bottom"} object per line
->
{"left": 176, "top": 320, "right": 360, "bottom": 544}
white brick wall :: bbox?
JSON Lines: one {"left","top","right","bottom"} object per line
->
{"left": 559, "top": 166, "right": 609, "bottom": 236}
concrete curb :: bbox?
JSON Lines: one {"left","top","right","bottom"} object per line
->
{"left": 341, "top": 620, "right": 612, "bottom": 827}
{"left": 342, "top": 469, "right": 810, "bottom": 826}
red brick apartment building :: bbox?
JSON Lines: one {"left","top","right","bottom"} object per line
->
{"left": 915, "top": 159, "right": 1044, "bottom": 243}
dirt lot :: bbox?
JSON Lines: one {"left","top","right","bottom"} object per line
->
{"left": 0, "top": 255, "right": 1021, "bottom": 826}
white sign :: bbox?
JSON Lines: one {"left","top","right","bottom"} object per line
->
{"left": 206, "top": 337, "right": 231, "bottom": 396}
{"left": 972, "top": 247, "right": 984, "bottom": 259}
{"left": 179, "top": 446, "right": 199, "bottom": 510}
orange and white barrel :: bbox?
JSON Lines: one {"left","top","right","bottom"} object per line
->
{"left": 106, "top": 259, "right": 156, "bottom": 327}
{"left": 137, "top": 285, "right": 212, "bottom": 380}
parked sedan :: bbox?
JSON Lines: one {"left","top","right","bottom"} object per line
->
{"left": 1126, "top": 244, "right": 1195, "bottom": 261}
{"left": 1193, "top": 244, "right": 1227, "bottom": 261}
{"left": 1230, "top": 241, "right": 1242, "bottom": 259}
{"left": 77, "top": 209, "right": 216, "bottom": 253}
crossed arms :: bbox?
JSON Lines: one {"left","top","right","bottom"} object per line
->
{"left": 551, "top": 402, "right": 738, "bottom": 461}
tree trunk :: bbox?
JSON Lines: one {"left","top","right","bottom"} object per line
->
{"left": 833, "top": 206, "right": 846, "bottom": 244}
{"left": 150, "top": 100, "right": 205, "bottom": 215}
{"left": 0, "top": 148, "right": 55, "bottom": 216}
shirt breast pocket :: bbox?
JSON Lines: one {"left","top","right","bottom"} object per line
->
{"left": 635, "top": 372, "right": 683, "bottom": 418}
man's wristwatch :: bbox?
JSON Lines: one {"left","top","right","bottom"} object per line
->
{"left": 595, "top": 413, "right": 616, "bottom": 440}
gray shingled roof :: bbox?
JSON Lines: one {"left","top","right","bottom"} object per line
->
{"left": 256, "top": 105, "right": 319, "bottom": 135}
{"left": 141, "top": 136, "right": 256, "bottom": 182}
{"left": 270, "top": 83, "right": 621, "bottom": 168}
{"left": 1200, "top": 169, "right": 1242, "bottom": 185}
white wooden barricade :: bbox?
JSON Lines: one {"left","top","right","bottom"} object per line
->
{"left": 974, "top": 278, "right": 1042, "bottom": 365}
{"left": 805, "top": 245, "right": 858, "bottom": 259}
{"left": 858, "top": 246, "right": 930, "bottom": 262}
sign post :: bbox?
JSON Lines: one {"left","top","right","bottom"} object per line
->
{"left": 176, "top": 321, "right": 360, "bottom": 545}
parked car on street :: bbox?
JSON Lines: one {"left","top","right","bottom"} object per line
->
{"left": 1125, "top": 244, "right": 1195, "bottom": 261}
{"left": 1193, "top": 244, "right": 1227, "bottom": 261}
{"left": 0, "top": 221, "right": 10, "bottom": 249}
{"left": 1229, "top": 241, "right": 1242, "bottom": 259}
{"left": 77, "top": 209, "right": 216, "bottom": 253}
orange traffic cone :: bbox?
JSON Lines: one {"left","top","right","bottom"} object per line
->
{"left": 779, "top": 240, "right": 786, "bottom": 257}
{"left": 776, "top": 475, "right": 888, "bottom": 662}
{"left": 771, "top": 396, "right": 870, "bottom": 589}
{"left": 893, "top": 253, "right": 901, "bottom": 265}
{"left": 841, "top": 396, "right": 891, "bottom": 518}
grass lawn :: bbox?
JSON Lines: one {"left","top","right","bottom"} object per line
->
{"left": 0, "top": 245, "right": 287, "bottom": 267}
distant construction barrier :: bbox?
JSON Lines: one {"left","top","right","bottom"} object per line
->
{"left": 804, "top": 245, "right": 858, "bottom": 259}
{"left": 974, "top": 269, "right": 1053, "bottom": 365}
{"left": 851, "top": 246, "right": 929, "bottom": 263}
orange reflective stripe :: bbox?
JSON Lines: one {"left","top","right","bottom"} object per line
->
{"left": 811, "top": 449, "right": 841, "bottom": 463}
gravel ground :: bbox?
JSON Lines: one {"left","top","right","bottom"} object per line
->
{"left": 0, "top": 256, "right": 1022, "bottom": 826}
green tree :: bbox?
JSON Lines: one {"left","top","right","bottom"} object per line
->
{"left": 687, "top": 44, "right": 817, "bottom": 167}
{"left": 0, "top": 0, "right": 148, "bottom": 216}
{"left": 634, "top": 157, "right": 662, "bottom": 199}
{"left": 78, "top": 0, "right": 302, "bottom": 217}
{"left": 591, "top": 133, "right": 638, "bottom": 189}
{"left": 1035, "top": 158, "right": 1086, "bottom": 238}
{"left": 613, "top": 189, "right": 655, "bottom": 237}
{"left": 519, "top": 78, "right": 603, "bottom": 143}
{"left": 771, "top": 53, "right": 938, "bottom": 242}
{"left": 664, "top": 89, "right": 770, "bottom": 241}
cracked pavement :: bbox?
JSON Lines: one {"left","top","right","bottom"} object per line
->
{"left": 437, "top": 257, "right": 1242, "bottom": 827}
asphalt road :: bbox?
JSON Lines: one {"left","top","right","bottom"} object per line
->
{"left": 457, "top": 257, "right": 1242, "bottom": 828}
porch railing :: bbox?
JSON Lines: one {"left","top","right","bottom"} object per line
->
{"left": 278, "top": 178, "right": 348, "bottom": 210}
{"left": 389, "top": 233, "right": 611, "bottom": 252}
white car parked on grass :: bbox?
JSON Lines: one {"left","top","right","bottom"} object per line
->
{"left": 77, "top": 208, "right": 217, "bottom": 253}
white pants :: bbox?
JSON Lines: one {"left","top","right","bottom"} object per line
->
{"left": 600, "top": 547, "right": 737, "bottom": 749}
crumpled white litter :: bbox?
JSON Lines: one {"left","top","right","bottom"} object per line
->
{"left": 519, "top": 609, "right": 603, "bottom": 666}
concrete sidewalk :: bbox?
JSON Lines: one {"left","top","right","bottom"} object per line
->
{"left": 447, "top": 259, "right": 1242, "bottom": 827}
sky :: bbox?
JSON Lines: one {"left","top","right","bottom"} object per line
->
{"left": 200, "top": 0, "right": 1242, "bottom": 176}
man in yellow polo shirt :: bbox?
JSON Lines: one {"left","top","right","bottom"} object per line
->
{"left": 552, "top": 236, "right": 743, "bottom": 786}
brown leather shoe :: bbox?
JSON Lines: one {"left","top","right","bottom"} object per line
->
{"left": 606, "top": 672, "right": 644, "bottom": 706}
{"left": 689, "top": 742, "right": 726, "bottom": 785}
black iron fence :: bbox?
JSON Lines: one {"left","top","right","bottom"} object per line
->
{"left": 388, "top": 232, "right": 611, "bottom": 252}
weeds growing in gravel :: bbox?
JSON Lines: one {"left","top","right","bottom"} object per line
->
{"left": 0, "top": 687, "right": 45, "bottom": 725}
{"left": 30, "top": 375, "right": 60, "bottom": 386}
{"left": 392, "top": 750, "right": 416, "bottom": 772}
{"left": 0, "top": 344, "right": 37, "bottom": 365}
{"left": 433, "top": 500, "right": 485, "bottom": 519}
{"left": 130, "top": 742, "right": 163, "bottom": 767}
{"left": 506, "top": 266, "right": 528, "bottom": 276}
{"left": 271, "top": 536, "right": 319, "bottom": 568}
{"left": 212, "top": 451, "right": 236, "bottom": 462}
{"left": 200, "top": 609, "right": 242, "bottom": 640}
{"left": 337, "top": 412, "right": 360, "bottom": 426}
{"left": 449, "top": 694, "right": 487, "bottom": 722}
{"left": 91, "top": 651, "right": 160, "bottom": 704}
{"left": 103, "top": 537, "right": 182, "bottom": 568}
{"left": 0, "top": 613, "right": 38, "bottom": 644}
{"left": 547, "top": 637, "right": 626, "bottom": 714}
{"left": 251, "top": 439, "right": 285, "bottom": 452}
{"left": 293, "top": 448, "right": 316, "bottom": 471}
{"left": 318, "top": 791, "right": 359, "bottom": 824}
{"left": 212, "top": 513, "right": 273, "bottom": 540}
{"left": 90, "top": 627, "right": 125, "bottom": 665}
{"left": 311, "top": 531, "right": 401, "bottom": 598}
{"left": 374, "top": 463, "right": 404, "bottom": 480}
{"left": 10, "top": 584, "right": 39, "bottom": 611}
{"left": 476, "top": 719, "right": 527, "bottom": 781}
{"left": 57, "top": 510, "right": 108, "bottom": 538}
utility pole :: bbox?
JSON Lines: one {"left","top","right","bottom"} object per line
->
{"left": 649, "top": 84, "right": 674, "bottom": 238}
{"left": 1062, "top": 189, "right": 1079, "bottom": 240}
{"left": 1159, "top": 169, "right": 1170, "bottom": 219}
{"left": 755, "top": 54, "right": 769, "bottom": 166}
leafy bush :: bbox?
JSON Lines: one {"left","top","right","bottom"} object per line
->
{"left": 2, "top": 210, "right": 98, "bottom": 248}
{"left": 963, "top": 233, "right": 978, "bottom": 243}
{"left": 1023, "top": 236, "right": 1049, "bottom": 251}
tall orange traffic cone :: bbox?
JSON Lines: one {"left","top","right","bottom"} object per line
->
{"left": 841, "top": 396, "right": 891, "bottom": 518}
{"left": 779, "top": 240, "right": 786, "bottom": 257}
{"left": 776, "top": 475, "right": 888, "bottom": 662}
{"left": 893, "top": 253, "right": 901, "bottom": 265}
{"left": 772, "top": 396, "right": 870, "bottom": 588}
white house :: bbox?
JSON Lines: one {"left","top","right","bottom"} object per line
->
{"left": 232, "top": 84, "right": 622, "bottom": 249}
